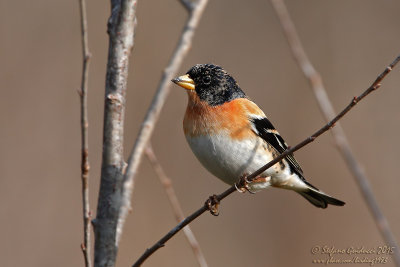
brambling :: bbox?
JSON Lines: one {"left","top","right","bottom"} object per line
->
{"left": 172, "top": 64, "right": 345, "bottom": 208}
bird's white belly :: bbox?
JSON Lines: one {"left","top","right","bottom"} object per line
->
{"left": 186, "top": 133, "right": 277, "bottom": 187}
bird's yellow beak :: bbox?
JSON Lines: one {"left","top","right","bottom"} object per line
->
{"left": 172, "top": 74, "right": 195, "bottom": 90}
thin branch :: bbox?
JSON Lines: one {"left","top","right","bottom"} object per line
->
{"left": 179, "top": 0, "right": 194, "bottom": 11}
{"left": 117, "top": 0, "right": 209, "bottom": 244}
{"left": 132, "top": 54, "right": 400, "bottom": 267}
{"left": 93, "top": 1, "right": 137, "bottom": 267}
{"left": 269, "top": 0, "right": 400, "bottom": 265}
{"left": 78, "top": 0, "right": 92, "bottom": 266}
{"left": 145, "top": 145, "right": 208, "bottom": 267}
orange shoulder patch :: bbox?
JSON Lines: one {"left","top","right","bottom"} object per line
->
{"left": 235, "top": 98, "right": 266, "bottom": 117}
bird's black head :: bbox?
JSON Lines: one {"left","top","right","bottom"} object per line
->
{"left": 173, "top": 64, "right": 246, "bottom": 106}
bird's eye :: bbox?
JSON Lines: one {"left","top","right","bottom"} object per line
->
{"left": 202, "top": 75, "right": 211, "bottom": 85}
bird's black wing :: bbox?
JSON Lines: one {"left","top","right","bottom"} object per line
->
{"left": 250, "top": 116, "right": 304, "bottom": 176}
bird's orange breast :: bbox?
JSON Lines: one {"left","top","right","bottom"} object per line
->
{"left": 183, "top": 92, "right": 264, "bottom": 140}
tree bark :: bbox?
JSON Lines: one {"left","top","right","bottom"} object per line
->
{"left": 94, "top": 1, "right": 138, "bottom": 267}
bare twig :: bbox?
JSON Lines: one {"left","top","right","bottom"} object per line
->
{"left": 145, "top": 145, "right": 208, "bottom": 267}
{"left": 118, "top": 0, "right": 209, "bottom": 244}
{"left": 179, "top": 0, "right": 194, "bottom": 11}
{"left": 78, "top": 0, "right": 92, "bottom": 266}
{"left": 132, "top": 55, "right": 400, "bottom": 267}
{"left": 93, "top": 1, "right": 137, "bottom": 267}
{"left": 270, "top": 0, "right": 400, "bottom": 265}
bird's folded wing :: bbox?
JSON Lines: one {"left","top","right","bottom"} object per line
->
{"left": 249, "top": 115, "right": 304, "bottom": 176}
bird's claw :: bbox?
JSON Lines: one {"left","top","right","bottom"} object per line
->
{"left": 205, "top": 194, "right": 220, "bottom": 216}
{"left": 235, "top": 176, "right": 256, "bottom": 194}
{"left": 234, "top": 182, "right": 247, "bottom": 193}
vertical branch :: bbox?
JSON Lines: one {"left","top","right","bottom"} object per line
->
{"left": 117, "top": 0, "right": 209, "bottom": 244}
{"left": 145, "top": 145, "right": 208, "bottom": 267}
{"left": 270, "top": 0, "right": 400, "bottom": 265}
{"left": 93, "top": 1, "right": 137, "bottom": 267}
{"left": 78, "top": 0, "right": 92, "bottom": 266}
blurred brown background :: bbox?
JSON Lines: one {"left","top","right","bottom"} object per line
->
{"left": 1, "top": 0, "right": 399, "bottom": 266}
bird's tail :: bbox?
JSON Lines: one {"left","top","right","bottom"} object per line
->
{"left": 298, "top": 182, "right": 345, "bottom": 209}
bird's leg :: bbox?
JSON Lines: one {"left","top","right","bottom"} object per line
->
{"left": 205, "top": 194, "right": 220, "bottom": 216}
{"left": 235, "top": 174, "right": 256, "bottom": 194}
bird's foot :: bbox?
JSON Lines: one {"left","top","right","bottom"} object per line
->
{"left": 205, "top": 194, "right": 220, "bottom": 216}
{"left": 235, "top": 175, "right": 256, "bottom": 194}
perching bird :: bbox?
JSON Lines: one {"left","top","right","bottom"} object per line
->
{"left": 172, "top": 64, "right": 345, "bottom": 208}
